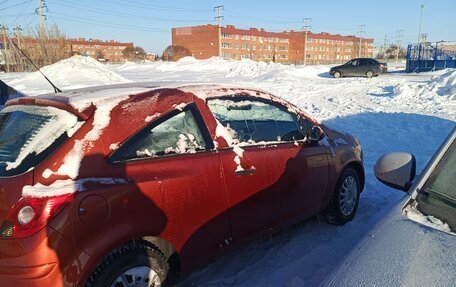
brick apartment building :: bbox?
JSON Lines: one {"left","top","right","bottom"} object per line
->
{"left": 172, "top": 24, "right": 374, "bottom": 64}
{"left": 70, "top": 38, "right": 134, "bottom": 62}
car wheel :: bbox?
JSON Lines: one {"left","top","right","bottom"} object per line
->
{"left": 366, "top": 70, "right": 374, "bottom": 78}
{"left": 324, "top": 167, "right": 360, "bottom": 225}
{"left": 86, "top": 241, "right": 170, "bottom": 287}
{"left": 333, "top": 71, "right": 342, "bottom": 78}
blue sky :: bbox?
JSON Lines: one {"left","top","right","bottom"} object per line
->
{"left": 2, "top": 0, "right": 456, "bottom": 54}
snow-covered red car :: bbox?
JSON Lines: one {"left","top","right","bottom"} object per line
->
{"left": 0, "top": 83, "right": 364, "bottom": 286}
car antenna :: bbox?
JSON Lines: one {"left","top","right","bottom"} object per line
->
{"left": 9, "top": 40, "right": 62, "bottom": 93}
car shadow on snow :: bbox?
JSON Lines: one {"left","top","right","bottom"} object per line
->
{"left": 179, "top": 112, "right": 455, "bottom": 287}
{"left": 317, "top": 72, "right": 333, "bottom": 78}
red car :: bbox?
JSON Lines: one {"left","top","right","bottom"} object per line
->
{"left": 0, "top": 83, "right": 364, "bottom": 286}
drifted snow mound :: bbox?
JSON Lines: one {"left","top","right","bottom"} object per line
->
{"left": 225, "top": 59, "right": 328, "bottom": 80}
{"left": 429, "top": 69, "right": 456, "bottom": 100}
{"left": 225, "top": 59, "right": 291, "bottom": 80}
{"left": 392, "top": 82, "right": 414, "bottom": 98}
{"left": 9, "top": 55, "right": 130, "bottom": 96}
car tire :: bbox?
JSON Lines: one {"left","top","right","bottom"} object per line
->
{"left": 324, "top": 167, "right": 360, "bottom": 225}
{"left": 366, "top": 70, "right": 374, "bottom": 78}
{"left": 85, "top": 241, "right": 170, "bottom": 287}
{"left": 333, "top": 71, "right": 342, "bottom": 78}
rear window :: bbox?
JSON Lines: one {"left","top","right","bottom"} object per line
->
{"left": 0, "top": 105, "right": 79, "bottom": 176}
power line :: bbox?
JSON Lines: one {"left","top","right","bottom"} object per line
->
{"left": 52, "top": 1, "right": 211, "bottom": 23}
{"left": 9, "top": 0, "right": 32, "bottom": 26}
{"left": 98, "top": 0, "right": 212, "bottom": 13}
{"left": 0, "top": 0, "right": 32, "bottom": 11}
{"left": 224, "top": 9, "right": 302, "bottom": 24}
{"left": 48, "top": 12, "right": 169, "bottom": 32}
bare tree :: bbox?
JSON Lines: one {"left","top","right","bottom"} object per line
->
{"left": 162, "top": 45, "right": 191, "bottom": 61}
{"left": 9, "top": 24, "right": 71, "bottom": 71}
{"left": 122, "top": 46, "right": 146, "bottom": 62}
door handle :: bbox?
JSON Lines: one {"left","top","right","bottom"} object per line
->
{"left": 235, "top": 167, "right": 257, "bottom": 176}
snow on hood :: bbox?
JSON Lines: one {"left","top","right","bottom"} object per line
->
{"left": 7, "top": 55, "right": 130, "bottom": 95}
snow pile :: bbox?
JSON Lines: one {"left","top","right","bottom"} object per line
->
{"left": 7, "top": 55, "right": 129, "bottom": 95}
{"left": 429, "top": 69, "right": 456, "bottom": 100}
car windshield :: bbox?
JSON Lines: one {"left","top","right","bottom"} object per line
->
{"left": 416, "top": 138, "right": 456, "bottom": 230}
{"left": 0, "top": 105, "right": 79, "bottom": 176}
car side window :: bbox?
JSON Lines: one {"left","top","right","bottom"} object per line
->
{"left": 359, "top": 59, "right": 368, "bottom": 66}
{"left": 111, "top": 108, "right": 207, "bottom": 161}
{"left": 351, "top": 60, "right": 359, "bottom": 66}
{"left": 417, "top": 140, "right": 456, "bottom": 230}
{"left": 207, "top": 97, "right": 303, "bottom": 145}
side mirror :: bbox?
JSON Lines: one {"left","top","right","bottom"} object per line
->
{"left": 309, "top": 126, "right": 325, "bottom": 142}
{"left": 374, "top": 152, "right": 416, "bottom": 192}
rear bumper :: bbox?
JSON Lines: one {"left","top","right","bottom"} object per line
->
{"left": 0, "top": 227, "right": 83, "bottom": 287}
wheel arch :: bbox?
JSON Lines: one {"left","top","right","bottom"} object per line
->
{"left": 343, "top": 161, "right": 365, "bottom": 192}
{"left": 140, "top": 236, "right": 181, "bottom": 277}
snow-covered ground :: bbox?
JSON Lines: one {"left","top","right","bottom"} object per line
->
{"left": 1, "top": 56, "right": 455, "bottom": 286}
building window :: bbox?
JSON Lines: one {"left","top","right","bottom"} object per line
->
{"left": 222, "top": 42, "right": 232, "bottom": 49}
{"left": 222, "top": 52, "right": 232, "bottom": 59}
{"left": 222, "top": 33, "right": 232, "bottom": 38}
{"left": 252, "top": 36, "right": 257, "bottom": 41}
{"left": 234, "top": 44, "right": 239, "bottom": 50}
{"left": 234, "top": 35, "right": 239, "bottom": 40}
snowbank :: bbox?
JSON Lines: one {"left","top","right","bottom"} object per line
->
{"left": 429, "top": 69, "right": 456, "bottom": 100}
{"left": 7, "top": 55, "right": 129, "bottom": 95}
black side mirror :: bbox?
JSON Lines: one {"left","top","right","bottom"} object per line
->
{"left": 309, "top": 126, "right": 325, "bottom": 142}
{"left": 374, "top": 152, "right": 416, "bottom": 192}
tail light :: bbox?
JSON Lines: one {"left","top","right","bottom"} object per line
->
{"left": 0, "top": 194, "right": 73, "bottom": 239}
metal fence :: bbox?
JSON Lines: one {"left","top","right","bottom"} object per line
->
{"left": 406, "top": 42, "right": 456, "bottom": 72}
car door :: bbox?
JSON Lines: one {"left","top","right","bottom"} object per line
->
{"left": 109, "top": 104, "right": 231, "bottom": 266}
{"left": 360, "top": 58, "right": 375, "bottom": 76}
{"left": 273, "top": 112, "right": 329, "bottom": 224}
{"left": 346, "top": 59, "right": 360, "bottom": 76}
{"left": 206, "top": 97, "right": 281, "bottom": 243}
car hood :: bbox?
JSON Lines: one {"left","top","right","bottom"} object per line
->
{"left": 322, "top": 197, "right": 456, "bottom": 287}
{"left": 330, "top": 65, "right": 344, "bottom": 71}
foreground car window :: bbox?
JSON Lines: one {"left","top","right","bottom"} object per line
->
{"left": 0, "top": 105, "right": 78, "bottom": 176}
{"left": 111, "top": 109, "right": 207, "bottom": 161}
{"left": 207, "top": 98, "right": 303, "bottom": 145}
{"left": 417, "top": 140, "right": 456, "bottom": 230}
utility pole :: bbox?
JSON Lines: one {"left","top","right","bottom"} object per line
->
{"left": 357, "top": 25, "right": 366, "bottom": 58}
{"left": 214, "top": 5, "right": 224, "bottom": 58}
{"left": 302, "top": 17, "right": 311, "bottom": 65}
{"left": 1, "top": 25, "right": 10, "bottom": 72}
{"left": 395, "top": 30, "right": 404, "bottom": 63}
{"left": 14, "top": 25, "right": 25, "bottom": 70}
{"left": 381, "top": 35, "right": 389, "bottom": 54}
{"left": 37, "top": 0, "right": 47, "bottom": 38}
{"left": 418, "top": 4, "right": 425, "bottom": 44}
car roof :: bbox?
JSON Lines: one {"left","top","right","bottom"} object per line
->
{"left": 4, "top": 82, "right": 298, "bottom": 119}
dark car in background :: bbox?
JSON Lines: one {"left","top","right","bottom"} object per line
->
{"left": 324, "top": 127, "right": 456, "bottom": 287}
{"left": 329, "top": 58, "right": 387, "bottom": 78}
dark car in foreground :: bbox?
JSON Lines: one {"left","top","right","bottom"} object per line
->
{"left": 0, "top": 83, "right": 364, "bottom": 286}
{"left": 329, "top": 58, "right": 387, "bottom": 78}
{"left": 324, "top": 126, "right": 456, "bottom": 287}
